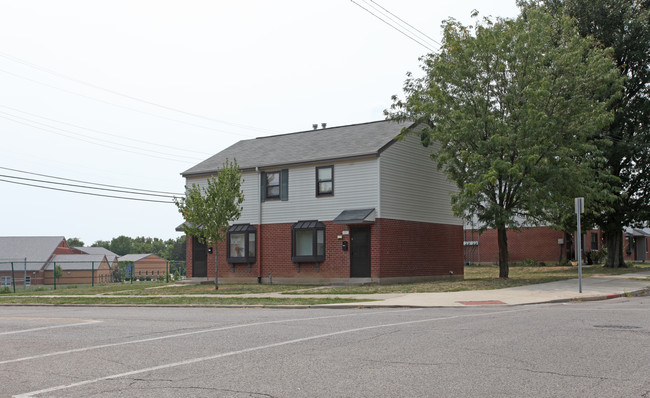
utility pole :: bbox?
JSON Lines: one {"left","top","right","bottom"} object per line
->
{"left": 575, "top": 197, "right": 584, "bottom": 293}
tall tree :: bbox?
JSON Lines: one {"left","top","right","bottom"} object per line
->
{"left": 387, "top": 8, "right": 622, "bottom": 277}
{"left": 66, "top": 237, "right": 84, "bottom": 247}
{"left": 109, "top": 235, "right": 132, "bottom": 256}
{"left": 538, "top": 0, "right": 650, "bottom": 267}
{"left": 174, "top": 159, "right": 244, "bottom": 289}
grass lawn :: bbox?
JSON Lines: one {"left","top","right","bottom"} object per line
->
{"left": 0, "top": 296, "right": 369, "bottom": 306}
{"left": 1, "top": 263, "right": 647, "bottom": 304}
{"left": 284, "top": 263, "right": 650, "bottom": 295}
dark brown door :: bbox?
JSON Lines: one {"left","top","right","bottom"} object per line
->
{"left": 635, "top": 237, "right": 647, "bottom": 262}
{"left": 192, "top": 238, "right": 207, "bottom": 277}
{"left": 350, "top": 227, "right": 371, "bottom": 277}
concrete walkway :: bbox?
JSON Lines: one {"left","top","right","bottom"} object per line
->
{"left": 344, "top": 272, "right": 650, "bottom": 307}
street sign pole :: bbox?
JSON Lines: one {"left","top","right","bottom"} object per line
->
{"left": 575, "top": 197, "right": 584, "bottom": 293}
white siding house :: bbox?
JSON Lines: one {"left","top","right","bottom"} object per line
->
{"left": 179, "top": 120, "right": 463, "bottom": 284}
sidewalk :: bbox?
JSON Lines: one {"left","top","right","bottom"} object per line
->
{"left": 321, "top": 271, "right": 650, "bottom": 307}
{"left": 10, "top": 272, "right": 649, "bottom": 308}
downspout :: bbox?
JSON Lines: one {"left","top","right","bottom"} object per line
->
{"left": 256, "top": 167, "right": 263, "bottom": 282}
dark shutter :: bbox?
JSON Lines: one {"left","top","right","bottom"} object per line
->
{"left": 281, "top": 169, "right": 289, "bottom": 201}
{"left": 260, "top": 171, "right": 266, "bottom": 202}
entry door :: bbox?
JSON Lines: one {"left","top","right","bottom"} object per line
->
{"left": 635, "top": 237, "right": 647, "bottom": 262}
{"left": 192, "top": 238, "right": 207, "bottom": 278}
{"left": 350, "top": 227, "right": 371, "bottom": 277}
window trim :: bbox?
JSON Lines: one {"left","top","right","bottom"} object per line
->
{"left": 227, "top": 224, "right": 257, "bottom": 263}
{"left": 316, "top": 165, "right": 334, "bottom": 197}
{"left": 292, "top": 220, "right": 326, "bottom": 263}
{"left": 265, "top": 171, "right": 281, "bottom": 200}
{"left": 261, "top": 169, "right": 289, "bottom": 202}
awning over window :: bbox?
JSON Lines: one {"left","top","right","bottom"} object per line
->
{"left": 292, "top": 220, "right": 326, "bottom": 230}
{"left": 228, "top": 224, "right": 257, "bottom": 233}
{"left": 333, "top": 208, "right": 376, "bottom": 225}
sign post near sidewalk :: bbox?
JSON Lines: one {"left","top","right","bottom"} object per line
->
{"left": 575, "top": 197, "right": 584, "bottom": 293}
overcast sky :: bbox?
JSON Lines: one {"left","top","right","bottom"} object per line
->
{"left": 0, "top": 1, "right": 520, "bottom": 245}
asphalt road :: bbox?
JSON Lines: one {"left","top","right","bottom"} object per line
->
{"left": 1, "top": 298, "right": 649, "bottom": 397}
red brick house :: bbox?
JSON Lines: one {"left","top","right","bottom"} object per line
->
{"left": 0, "top": 236, "right": 77, "bottom": 287}
{"left": 43, "top": 254, "right": 111, "bottom": 285}
{"left": 464, "top": 224, "right": 648, "bottom": 265}
{"left": 179, "top": 120, "right": 464, "bottom": 284}
{"left": 118, "top": 253, "right": 168, "bottom": 280}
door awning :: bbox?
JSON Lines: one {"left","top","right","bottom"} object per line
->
{"left": 333, "top": 208, "right": 376, "bottom": 224}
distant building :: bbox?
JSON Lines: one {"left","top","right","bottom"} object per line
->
{"left": 118, "top": 253, "right": 168, "bottom": 279}
{"left": 0, "top": 236, "right": 76, "bottom": 287}
{"left": 44, "top": 254, "right": 111, "bottom": 285}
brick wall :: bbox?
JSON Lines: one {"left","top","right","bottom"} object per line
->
{"left": 465, "top": 227, "right": 565, "bottom": 264}
{"left": 186, "top": 219, "right": 464, "bottom": 282}
{"left": 374, "top": 218, "right": 464, "bottom": 278}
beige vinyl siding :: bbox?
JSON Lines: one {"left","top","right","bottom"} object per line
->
{"left": 379, "top": 134, "right": 461, "bottom": 225}
{"left": 260, "top": 159, "right": 379, "bottom": 224}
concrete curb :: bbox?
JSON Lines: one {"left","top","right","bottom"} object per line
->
{"left": 0, "top": 288, "right": 646, "bottom": 309}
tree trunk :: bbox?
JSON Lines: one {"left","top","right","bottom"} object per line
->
{"left": 497, "top": 227, "right": 509, "bottom": 278}
{"left": 604, "top": 228, "right": 625, "bottom": 268}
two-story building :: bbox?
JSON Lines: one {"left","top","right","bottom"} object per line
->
{"left": 179, "top": 120, "right": 464, "bottom": 284}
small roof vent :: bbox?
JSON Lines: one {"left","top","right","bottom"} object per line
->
{"left": 312, "top": 124, "right": 318, "bottom": 130}
{"left": 321, "top": 123, "right": 327, "bottom": 129}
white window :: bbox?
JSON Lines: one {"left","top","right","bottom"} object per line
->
{"left": 1, "top": 276, "right": 11, "bottom": 287}
{"left": 25, "top": 276, "right": 31, "bottom": 286}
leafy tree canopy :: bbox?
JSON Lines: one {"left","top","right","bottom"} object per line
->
{"left": 387, "top": 7, "right": 623, "bottom": 277}
{"left": 532, "top": 0, "right": 650, "bottom": 267}
{"left": 174, "top": 159, "right": 244, "bottom": 289}
{"left": 66, "top": 237, "right": 84, "bottom": 247}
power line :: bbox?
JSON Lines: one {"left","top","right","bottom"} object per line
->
{"left": 350, "top": 0, "right": 437, "bottom": 52}
{"left": 0, "top": 104, "right": 212, "bottom": 156}
{"left": 0, "top": 112, "right": 200, "bottom": 164}
{"left": 0, "top": 178, "right": 175, "bottom": 204}
{"left": 0, "top": 166, "right": 183, "bottom": 195}
{"left": 0, "top": 174, "right": 179, "bottom": 199}
{"left": 0, "top": 67, "right": 259, "bottom": 139}
{"left": 0, "top": 50, "right": 280, "bottom": 135}
{"left": 366, "top": 0, "right": 442, "bottom": 47}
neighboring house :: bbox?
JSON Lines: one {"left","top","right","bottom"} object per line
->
{"left": 464, "top": 224, "right": 648, "bottom": 265}
{"left": 74, "top": 246, "right": 119, "bottom": 272}
{"left": 624, "top": 227, "right": 650, "bottom": 262}
{"left": 0, "top": 236, "right": 77, "bottom": 287}
{"left": 118, "top": 254, "right": 168, "bottom": 279}
{"left": 179, "top": 120, "right": 464, "bottom": 284}
{"left": 43, "top": 254, "right": 111, "bottom": 285}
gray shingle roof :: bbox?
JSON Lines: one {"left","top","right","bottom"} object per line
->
{"left": 75, "top": 246, "right": 118, "bottom": 262}
{"left": 118, "top": 254, "right": 156, "bottom": 262}
{"left": 182, "top": 120, "right": 412, "bottom": 176}
{"left": 0, "top": 236, "right": 65, "bottom": 271}
{"left": 46, "top": 254, "right": 107, "bottom": 271}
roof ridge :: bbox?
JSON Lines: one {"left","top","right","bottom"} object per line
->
{"left": 253, "top": 119, "right": 394, "bottom": 140}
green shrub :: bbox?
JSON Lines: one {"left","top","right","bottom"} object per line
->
{"left": 520, "top": 258, "right": 539, "bottom": 267}
{"left": 0, "top": 286, "right": 11, "bottom": 294}
{"left": 591, "top": 248, "right": 607, "bottom": 264}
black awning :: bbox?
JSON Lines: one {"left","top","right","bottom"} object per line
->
{"left": 333, "top": 208, "right": 375, "bottom": 225}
